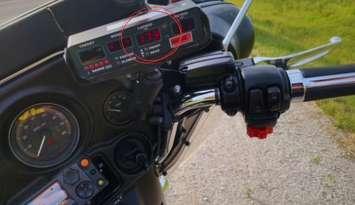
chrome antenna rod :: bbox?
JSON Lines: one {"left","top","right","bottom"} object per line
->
{"left": 222, "top": 0, "right": 253, "bottom": 51}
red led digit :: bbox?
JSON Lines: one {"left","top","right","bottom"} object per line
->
{"left": 107, "top": 37, "right": 132, "bottom": 52}
{"left": 137, "top": 28, "right": 161, "bottom": 45}
{"left": 122, "top": 38, "right": 132, "bottom": 48}
{"left": 154, "top": 29, "right": 161, "bottom": 41}
{"left": 147, "top": 31, "right": 153, "bottom": 42}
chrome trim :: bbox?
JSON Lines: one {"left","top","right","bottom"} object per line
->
{"left": 222, "top": 0, "right": 253, "bottom": 51}
{"left": 287, "top": 69, "right": 355, "bottom": 102}
{"left": 168, "top": 110, "right": 211, "bottom": 172}
{"left": 161, "top": 89, "right": 218, "bottom": 172}
{"left": 160, "top": 110, "right": 207, "bottom": 173}
{"left": 0, "top": 51, "right": 64, "bottom": 86}
{"left": 159, "top": 122, "right": 179, "bottom": 163}
{"left": 167, "top": 122, "right": 179, "bottom": 155}
{"left": 175, "top": 89, "right": 218, "bottom": 117}
{"left": 287, "top": 69, "right": 306, "bottom": 102}
{"left": 67, "top": 0, "right": 197, "bottom": 48}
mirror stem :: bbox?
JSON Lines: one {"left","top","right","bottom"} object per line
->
{"left": 222, "top": 0, "right": 253, "bottom": 51}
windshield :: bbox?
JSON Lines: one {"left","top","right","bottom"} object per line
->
{"left": 0, "top": 0, "right": 49, "bottom": 24}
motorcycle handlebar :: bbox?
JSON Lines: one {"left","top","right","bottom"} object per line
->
{"left": 177, "top": 56, "right": 355, "bottom": 138}
{"left": 287, "top": 65, "right": 355, "bottom": 102}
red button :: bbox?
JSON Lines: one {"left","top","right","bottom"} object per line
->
{"left": 247, "top": 126, "right": 273, "bottom": 139}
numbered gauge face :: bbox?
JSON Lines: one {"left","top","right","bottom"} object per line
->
{"left": 103, "top": 91, "right": 133, "bottom": 125}
{"left": 9, "top": 103, "right": 80, "bottom": 168}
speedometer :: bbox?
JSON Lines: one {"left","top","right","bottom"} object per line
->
{"left": 8, "top": 103, "right": 80, "bottom": 168}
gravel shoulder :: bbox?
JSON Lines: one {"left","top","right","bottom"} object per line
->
{"left": 166, "top": 103, "right": 355, "bottom": 205}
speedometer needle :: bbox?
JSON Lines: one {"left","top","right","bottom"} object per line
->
{"left": 107, "top": 108, "right": 122, "bottom": 113}
{"left": 37, "top": 135, "right": 46, "bottom": 157}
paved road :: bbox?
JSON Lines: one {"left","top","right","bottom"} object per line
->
{"left": 1, "top": 1, "right": 354, "bottom": 205}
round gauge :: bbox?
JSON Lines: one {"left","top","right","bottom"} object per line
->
{"left": 9, "top": 103, "right": 80, "bottom": 168}
{"left": 103, "top": 91, "right": 133, "bottom": 125}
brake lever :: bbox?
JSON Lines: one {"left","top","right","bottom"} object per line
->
{"left": 253, "top": 36, "right": 342, "bottom": 69}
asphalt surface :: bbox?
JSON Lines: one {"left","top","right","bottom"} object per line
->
{"left": 1, "top": 1, "right": 354, "bottom": 205}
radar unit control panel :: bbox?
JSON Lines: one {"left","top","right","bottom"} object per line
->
{"left": 65, "top": 0, "right": 211, "bottom": 82}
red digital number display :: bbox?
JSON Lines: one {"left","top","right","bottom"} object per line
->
{"left": 107, "top": 37, "right": 132, "bottom": 52}
{"left": 137, "top": 28, "right": 161, "bottom": 45}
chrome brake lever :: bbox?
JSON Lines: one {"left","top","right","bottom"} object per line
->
{"left": 253, "top": 36, "right": 342, "bottom": 69}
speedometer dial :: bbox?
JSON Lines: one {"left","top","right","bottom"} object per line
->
{"left": 9, "top": 103, "right": 80, "bottom": 168}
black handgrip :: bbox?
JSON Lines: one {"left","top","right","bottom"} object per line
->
{"left": 299, "top": 65, "right": 355, "bottom": 101}
{"left": 301, "top": 64, "right": 355, "bottom": 78}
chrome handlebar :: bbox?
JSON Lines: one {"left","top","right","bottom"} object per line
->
{"left": 176, "top": 64, "right": 355, "bottom": 117}
{"left": 288, "top": 67, "right": 355, "bottom": 102}
{"left": 175, "top": 89, "right": 218, "bottom": 117}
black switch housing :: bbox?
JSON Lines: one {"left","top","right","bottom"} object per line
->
{"left": 267, "top": 86, "right": 282, "bottom": 111}
{"left": 147, "top": 0, "right": 170, "bottom": 5}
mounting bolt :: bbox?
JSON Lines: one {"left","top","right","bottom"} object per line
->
{"left": 223, "top": 77, "right": 235, "bottom": 92}
{"left": 173, "top": 85, "right": 182, "bottom": 96}
{"left": 184, "top": 140, "right": 191, "bottom": 146}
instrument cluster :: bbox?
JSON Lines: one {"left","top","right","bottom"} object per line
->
{"left": 8, "top": 103, "right": 80, "bottom": 168}
{"left": 1, "top": 71, "right": 161, "bottom": 204}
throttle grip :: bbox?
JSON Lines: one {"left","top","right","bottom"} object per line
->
{"left": 287, "top": 65, "right": 355, "bottom": 101}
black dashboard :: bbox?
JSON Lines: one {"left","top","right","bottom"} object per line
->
{"left": 0, "top": 0, "right": 211, "bottom": 204}
{"left": 0, "top": 0, "right": 256, "bottom": 203}
{"left": 0, "top": 50, "right": 165, "bottom": 204}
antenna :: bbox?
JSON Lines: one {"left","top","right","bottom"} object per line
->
{"left": 222, "top": 0, "right": 253, "bottom": 51}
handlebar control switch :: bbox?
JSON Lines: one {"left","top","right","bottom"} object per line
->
{"left": 240, "top": 65, "right": 291, "bottom": 139}
{"left": 248, "top": 89, "right": 264, "bottom": 113}
{"left": 220, "top": 75, "right": 242, "bottom": 116}
{"left": 267, "top": 86, "right": 282, "bottom": 111}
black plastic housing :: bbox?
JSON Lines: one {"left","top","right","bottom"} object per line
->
{"left": 241, "top": 65, "right": 291, "bottom": 126}
{"left": 0, "top": 0, "right": 145, "bottom": 80}
{"left": 179, "top": 51, "right": 237, "bottom": 91}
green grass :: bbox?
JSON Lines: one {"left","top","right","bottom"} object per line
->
{"left": 230, "top": 0, "right": 355, "bottom": 133}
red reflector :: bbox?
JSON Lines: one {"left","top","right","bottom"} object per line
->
{"left": 247, "top": 126, "right": 273, "bottom": 140}
{"left": 169, "top": 32, "right": 193, "bottom": 48}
